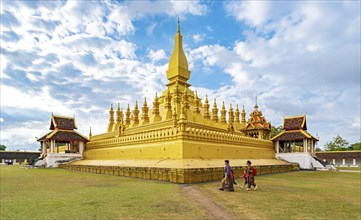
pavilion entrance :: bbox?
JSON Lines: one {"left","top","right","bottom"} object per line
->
{"left": 36, "top": 114, "right": 89, "bottom": 167}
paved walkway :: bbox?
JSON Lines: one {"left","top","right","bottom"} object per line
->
{"left": 337, "top": 170, "right": 361, "bottom": 173}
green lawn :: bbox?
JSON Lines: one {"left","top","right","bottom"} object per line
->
{"left": 1, "top": 166, "right": 360, "bottom": 220}
{"left": 0, "top": 166, "right": 207, "bottom": 219}
{"left": 196, "top": 171, "right": 361, "bottom": 220}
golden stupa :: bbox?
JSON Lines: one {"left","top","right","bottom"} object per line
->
{"left": 62, "top": 21, "right": 298, "bottom": 183}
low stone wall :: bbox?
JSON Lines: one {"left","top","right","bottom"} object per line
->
{"left": 59, "top": 163, "right": 299, "bottom": 183}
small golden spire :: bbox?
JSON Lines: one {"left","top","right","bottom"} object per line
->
{"left": 235, "top": 104, "right": 240, "bottom": 124}
{"left": 203, "top": 95, "right": 210, "bottom": 120}
{"left": 212, "top": 98, "right": 219, "bottom": 122}
{"left": 153, "top": 93, "right": 161, "bottom": 122}
{"left": 241, "top": 105, "right": 246, "bottom": 126}
{"left": 125, "top": 104, "right": 131, "bottom": 126}
{"left": 133, "top": 101, "right": 139, "bottom": 126}
{"left": 141, "top": 98, "right": 149, "bottom": 125}
{"left": 109, "top": 104, "right": 114, "bottom": 122}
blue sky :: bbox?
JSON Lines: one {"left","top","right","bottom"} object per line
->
{"left": 1, "top": 0, "right": 360, "bottom": 151}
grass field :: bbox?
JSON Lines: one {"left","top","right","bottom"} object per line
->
{"left": 196, "top": 171, "right": 361, "bottom": 219}
{"left": 0, "top": 166, "right": 207, "bottom": 219}
{"left": 1, "top": 166, "right": 360, "bottom": 220}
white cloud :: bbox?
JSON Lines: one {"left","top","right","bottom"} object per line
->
{"left": 147, "top": 22, "right": 158, "bottom": 36}
{"left": 192, "top": 34, "right": 203, "bottom": 43}
{"left": 189, "top": 44, "right": 238, "bottom": 68}
{"left": 170, "top": 0, "right": 207, "bottom": 16}
{"left": 147, "top": 49, "right": 167, "bottom": 63}
{"left": 225, "top": 1, "right": 271, "bottom": 26}
{"left": 1, "top": 85, "right": 72, "bottom": 114}
{"left": 0, "top": 121, "right": 46, "bottom": 150}
{"left": 0, "top": 118, "right": 4, "bottom": 123}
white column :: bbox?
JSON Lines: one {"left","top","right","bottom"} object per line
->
{"left": 342, "top": 159, "right": 345, "bottom": 165}
{"left": 332, "top": 159, "right": 336, "bottom": 165}
{"left": 303, "top": 139, "right": 308, "bottom": 152}
{"left": 79, "top": 142, "right": 84, "bottom": 155}
{"left": 276, "top": 141, "right": 279, "bottom": 153}
{"left": 353, "top": 159, "right": 356, "bottom": 166}
{"left": 50, "top": 140, "right": 55, "bottom": 153}
{"left": 1, "top": 159, "right": 4, "bottom": 164}
{"left": 310, "top": 140, "right": 314, "bottom": 154}
{"left": 42, "top": 141, "right": 47, "bottom": 156}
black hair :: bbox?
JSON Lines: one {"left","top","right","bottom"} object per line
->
{"left": 247, "top": 160, "right": 251, "bottom": 165}
{"left": 225, "top": 160, "right": 229, "bottom": 164}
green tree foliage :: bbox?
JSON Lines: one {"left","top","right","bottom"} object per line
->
{"left": 270, "top": 125, "right": 283, "bottom": 138}
{"left": 0, "top": 145, "right": 6, "bottom": 151}
{"left": 349, "top": 142, "right": 361, "bottom": 150}
{"left": 325, "top": 135, "right": 349, "bottom": 151}
{"left": 315, "top": 147, "right": 323, "bottom": 152}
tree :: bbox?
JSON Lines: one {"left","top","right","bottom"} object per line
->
{"left": 0, "top": 145, "right": 6, "bottom": 151}
{"left": 315, "top": 147, "right": 323, "bottom": 152}
{"left": 324, "top": 135, "right": 349, "bottom": 151}
{"left": 349, "top": 142, "right": 361, "bottom": 150}
{"left": 270, "top": 125, "right": 283, "bottom": 138}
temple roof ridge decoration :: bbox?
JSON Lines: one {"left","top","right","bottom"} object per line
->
{"left": 50, "top": 114, "right": 77, "bottom": 130}
{"left": 39, "top": 114, "right": 88, "bottom": 142}
{"left": 271, "top": 114, "right": 318, "bottom": 141}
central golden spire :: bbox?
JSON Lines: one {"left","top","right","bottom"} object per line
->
{"left": 166, "top": 19, "right": 191, "bottom": 87}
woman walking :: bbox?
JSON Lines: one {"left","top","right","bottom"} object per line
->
{"left": 246, "top": 160, "right": 257, "bottom": 191}
{"left": 219, "top": 160, "right": 234, "bottom": 192}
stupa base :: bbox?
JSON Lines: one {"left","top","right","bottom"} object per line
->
{"left": 59, "top": 159, "right": 299, "bottom": 183}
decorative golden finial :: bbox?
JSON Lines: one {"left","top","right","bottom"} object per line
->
{"left": 235, "top": 104, "right": 240, "bottom": 124}
{"left": 177, "top": 18, "right": 180, "bottom": 33}
{"left": 89, "top": 126, "right": 92, "bottom": 138}
{"left": 254, "top": 95, "right": 258, "bottom": 110}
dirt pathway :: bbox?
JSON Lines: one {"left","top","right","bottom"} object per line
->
{"left": 181, "top": 185, "right": 238, "bottom": 220}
